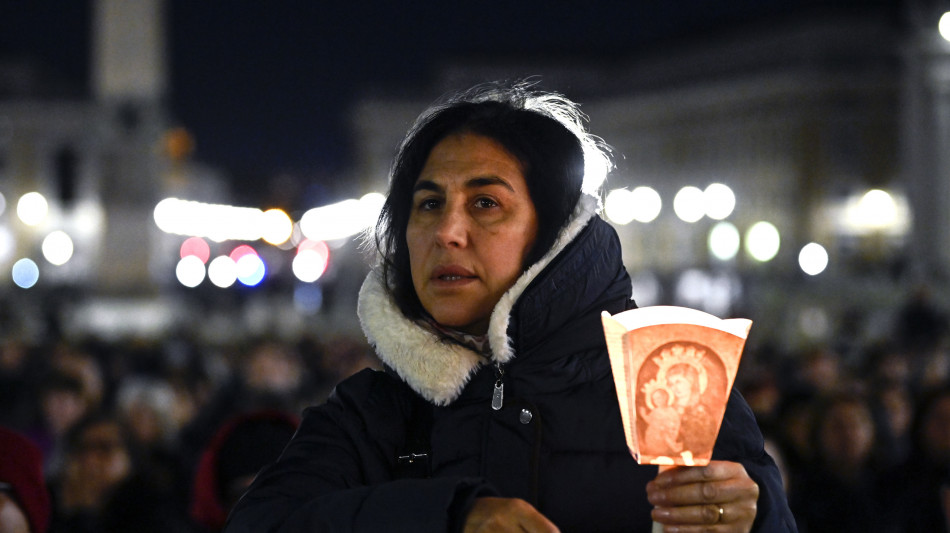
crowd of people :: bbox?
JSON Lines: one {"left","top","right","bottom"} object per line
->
{"left": 736, "top": 287, "right": 950, "bottom": 532}
{"left": 0, "top": 255, "right": 947, "bottom": 532}
{"left": 0, "top": 284, "right": 947, "bottom": 532}
{"left": 0, "top": 329, "right": 380, "bottom": 532}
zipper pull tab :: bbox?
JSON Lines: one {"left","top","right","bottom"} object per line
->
{"left": 491, "top": 365, "right": 504, "bottom": 410}
{"left": 492, "top": 379, "right": 504, "bottom": 410}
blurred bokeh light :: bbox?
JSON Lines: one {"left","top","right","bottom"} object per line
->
{"left": 41, "top": 230, "right": 75, "bottom": 266}
{"left": 799, "top": 242, "right": 829, "bottom": 276}
{"left": 17, "top": 192, "right": 48, "bottom": 227}
{"left": 745, "top": 221, "right": 781, "bottom": 262}
{"left": 673, "top": 186, "right": 705, "bottom": 223}
{"left": 703, "top": 183, "right": 736, "bottom": 220}
{"left": 709, "top": 222, "right": 741, "bottom": 261}
{"left": 12, "top": 258, "right": 40, "bottom": 289}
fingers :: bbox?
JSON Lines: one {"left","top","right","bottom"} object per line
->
{"left": 463, "top": 497, "right": 561, "bottom": 533}
{"left": 649, "top": 463, "right": 758, "bottom": 507}
{"left": 652, "top": 461, "right": 748, "bottom": 488}
{"left": 647, "top": 461, "right": 758, "bottom": 532}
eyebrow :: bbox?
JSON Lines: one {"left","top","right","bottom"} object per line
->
{"left": 412, "top": 176, "right": 516, "bottom": 194}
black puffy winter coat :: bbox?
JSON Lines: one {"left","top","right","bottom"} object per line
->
{"left": 225, "top": 196, "right": 797, "bottom": 532}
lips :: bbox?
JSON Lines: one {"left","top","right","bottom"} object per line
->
{"left": 431, "top": 265, "right": 476, "bottom": 282}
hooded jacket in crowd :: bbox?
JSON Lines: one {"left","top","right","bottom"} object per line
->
{"left": 226, "top": 195, "right": 797, "bottom": 532}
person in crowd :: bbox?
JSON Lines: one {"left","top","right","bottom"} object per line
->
{"left": 190, "top": 410, "right": 299, "bottom": 532}
{"left": 29, "top": 372, "right": 90, "bottom": 477}
{"left": 0, "top": 339, "right": 40, "bottom": 432}
{"left": 225, "top": 81, "right": 795, "bottom": 532}
{"left": 869, "top": 378, "right": 914, "bottom": 470}
{"left": 48, "top": 410, "right": 192, "bottom": 533}
{"left": 789, "top": 391, "right": 897, "bottom": 533}
{"left": 47, "top": 344, "right": 105, "bottom": 414}
{"left": 894, "top": 285, "right": 948, "bottom": 356}
{"left": 180, "top": 339, "right": 311, "bottom": 466}
{"left": 791, "top": 347, "right": 843, "bottom": 397}
{"left": 48, "top": 412, "right": 133, "bottom": 532}
{"left": 894, "top": 385, "right": 950, "bottom": 532}
{"left": 0, "top": 427, "right": 50, "bottom": 533}
{"left": 115, "top": 377, "right": 193, "bottom": 519}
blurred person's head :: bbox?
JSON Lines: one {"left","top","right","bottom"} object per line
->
{"left": 59, "top": 413, "right": 133, "bottom": 512}
{"left": 50, "top": 344, "right": 104, "bottom": 410}
{"left": 190, "top": 411, "right": 298, "bottom": 531}
{"left": 874, "top": 381, "right": 914, "bottom": 443}
{"left": 911, "top": 386, "right": 950, "bottom": 467}
{"left": 774, "top": 390, "right": 817, "bottom": 469}
{"left": 797, "top": 347, "right": 841, "bottom": 394}
{"left": 0, "top": 340, "right": 28, "bottom": 375}
{"left": 39, "top": 372, "right": 87, "bottom": 438}
{"left": 0, "top": 427, "right": 50, "bottom": 533}
{"left": 863, "top": 342, "right": 911, "bottom": 387}
{"left": 812, "top": 392, "right": 876, "bottom": 480}
{"left": 115, "top": 378, "right": 178, "bottom": 449}
{"left": 242, "top": 341, "right": 302, "bottom": 395}
{"left": 739, "top": 367, "right": 781, "bottom": 428}
{"left": 919, "top": 343, "right": 950, "bottom": 390}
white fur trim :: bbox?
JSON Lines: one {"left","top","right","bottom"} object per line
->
{"left": 357, "top": 272, "right": 484, "bottom": 406}
{"left": 357, "top": 193, "right": 601, "bottom": 405}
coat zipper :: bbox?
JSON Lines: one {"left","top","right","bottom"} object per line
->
{"left": 491, "top": 363, "right": 505, "bottom": 410}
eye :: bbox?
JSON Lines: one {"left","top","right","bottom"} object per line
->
{"left": 474, "top": 197, "right": 499, "bottom": 209}
{"left": 415, "top": 197, "right": 442, "bottom": 211}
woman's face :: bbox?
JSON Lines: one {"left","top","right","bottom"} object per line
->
{"left": 407, "top": 133, "right": 538, "bottom": 335}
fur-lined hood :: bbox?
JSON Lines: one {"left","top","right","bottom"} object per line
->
{"left": 357, "top": 194, "right": 600, "bottom": 406}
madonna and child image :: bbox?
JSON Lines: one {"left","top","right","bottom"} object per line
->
{"left": 636, "top": 341, "right": 728, "bottom": 465}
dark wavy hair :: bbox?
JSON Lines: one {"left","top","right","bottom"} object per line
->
{"left": 373, "top": 81, "right": 610, "bottom": 320}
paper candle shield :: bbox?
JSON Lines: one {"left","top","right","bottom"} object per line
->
{"left": 602, "top": 306, "right": 752, "bottom": 466}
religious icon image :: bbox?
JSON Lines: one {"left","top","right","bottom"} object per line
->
{"left": 601, "top": 306, "right": 752, "bottom": 466}
{"left": 636, "top": 341, "right": 728, "bottom": 464}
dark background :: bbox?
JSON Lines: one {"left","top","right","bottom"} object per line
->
{"left": 0, "top": 0, "right": 902, "bottom": 197}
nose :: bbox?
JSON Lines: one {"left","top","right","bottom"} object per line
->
{"left": 434, "top": 203, "right": 468, "bottom": 248}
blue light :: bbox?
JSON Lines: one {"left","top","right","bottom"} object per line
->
{"left": 12, "top": 258, "right": 39, "bottom": 288}
{"left": 236, "top": 254, "right": 266, "bottom": 287}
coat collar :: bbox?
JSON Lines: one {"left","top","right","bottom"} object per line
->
{"left": 357, "top": 194, "right": 600, "bottom": 405}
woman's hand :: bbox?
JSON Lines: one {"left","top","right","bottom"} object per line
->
{"left": 646, "top": 460, "right": 758, "bottom": 533}
{"left": 463, "top": 497, "right": 560, "bottom": 533}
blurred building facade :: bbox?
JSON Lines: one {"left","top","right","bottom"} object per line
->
{"left": 0, "top": 0, "right": 235, "bottom": 343}
{"left": 1, "top": 1, "right": 949, "bottom": 351}
{"left": 351, "top": 3, "right": 950, "bottom": 350}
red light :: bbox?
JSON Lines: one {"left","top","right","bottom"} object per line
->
{"left": 180, "top": 237, "right": 210, "bottom": 263}
{"left": 297, "top": 239, "right": 329, "bottom": 260}
{"left": 229, "top": 244, "right": 258, "bottom": 262}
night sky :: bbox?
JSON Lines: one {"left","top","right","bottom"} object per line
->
{"left": 1, "top": 0, "right": 893, "bottom": 200}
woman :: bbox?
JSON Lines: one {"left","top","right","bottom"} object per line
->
{"left": 225, "top": 82, "right": 796, "bottom": 532}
